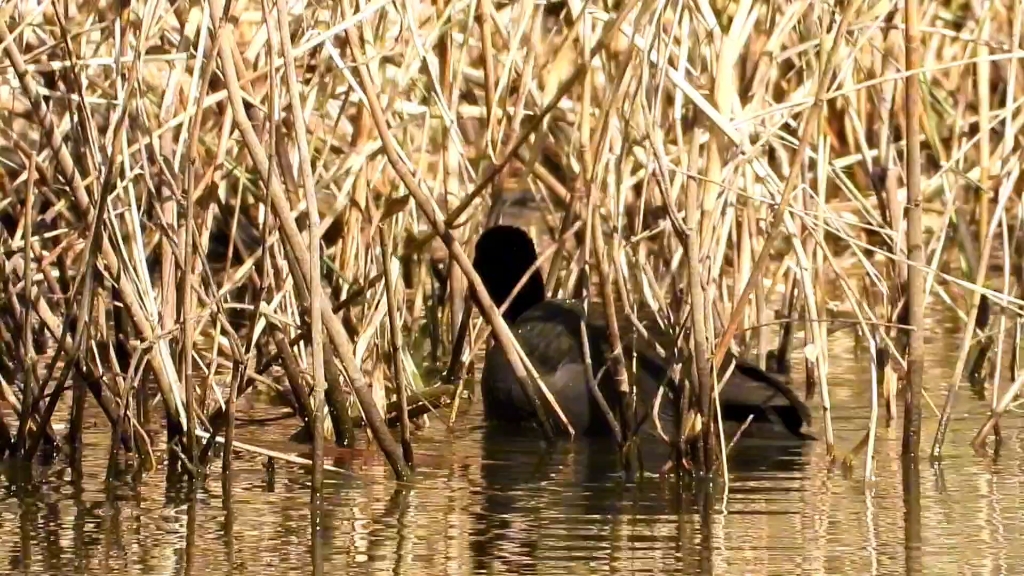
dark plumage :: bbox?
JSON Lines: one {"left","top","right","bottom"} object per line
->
{"left": 471, "top": 224, "right": 812, "bottom": 440}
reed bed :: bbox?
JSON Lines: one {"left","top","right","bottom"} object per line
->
{"left": 0, "top": 0, "right": 1022, "bottom": 490}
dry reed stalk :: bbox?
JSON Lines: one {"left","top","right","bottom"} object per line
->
{"left": 1, "top": 0, "right": 1023, "bottom": 486}
{"left": 182, "top": 163, "right": 198, "bottom": 470}
{"left": 931, "top": 169, "right": 1017, "bottom": 457}
{"left": 271, "top": 0, "right": 327, "bottom": 494}
{"left": 712, "top": 0, "right": 860, "bottom": 380}
{"left": 593, "top": 215, "right": 637, "bottom": 466}
{"left": 987, "top": 216, "right": 1012, "bottom": 442}
{"left": 0, "top": 21, "right": 190, "bottom": 450}
{"left": 379, "top": 223, "right": 414, "bottom": 466}
{"left": 196, "top": 427, "right": 358, "bottom": 479}
{"left": 204, "top": 0, "right": 412, "bottom": 481}
{"left": 684, "top": 129, "right": 715, "bottom": 473}
{"left": 17, "top": 165, "right": 37, "bottom": 458}
{"left": 864, "top": 330, "right": 879, "bottom": 484}
{"left": 271, "top": 326, "right": 314, "bottom": 426}
{"left": 976, "top": 9, "right": 992, "bottom": 248}
{"left": 220, "top": 43, "right": 275, "bottom": 470}
{"left": 174, "top": 0, "right": 235, "bottom": 475}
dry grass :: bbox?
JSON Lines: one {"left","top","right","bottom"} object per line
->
{"left": 0, "top": 0, "right": 1022, "bottom": 482}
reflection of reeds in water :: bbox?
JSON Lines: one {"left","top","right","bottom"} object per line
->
{"left": 0, "top": 358, "right": 1024, "bottom": 573}
{"left": 0, "top": 0, "right": 1021, "bottom": 523}
{"left": 4, "top": 389, "right": 1024, "bottom": 575}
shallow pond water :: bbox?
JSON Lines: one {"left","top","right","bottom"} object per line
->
{"left": 2, "top": 313, "right": 1023, "bottom": 575}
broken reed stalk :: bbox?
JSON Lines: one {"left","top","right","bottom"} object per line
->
{"left": 972, "top": 372, "right": 1024, "bottom": 447}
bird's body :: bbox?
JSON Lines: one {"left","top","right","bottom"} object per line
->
{"left": 472, "top": 225, "right": 812, "bottom": 441}
{"left": 480, "top": 299, "right": 613, "bottom": 435}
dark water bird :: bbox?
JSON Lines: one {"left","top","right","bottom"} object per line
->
{"left": 470, "top": 224, "right": 813, "bottom": 441}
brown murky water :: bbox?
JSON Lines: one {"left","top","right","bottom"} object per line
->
{"left": 2, "top": 312, "right": 1023, "bottom": 575}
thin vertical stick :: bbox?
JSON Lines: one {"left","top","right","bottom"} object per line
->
{"left": 976, "top": 6, "right": 991, "bottom": 247}
{"left": 1012, "top": 320, "right": 1022, "bottom": 397}
{"left": 0, "top": 407, "right": 11, "bottom": 459}
{"left": 380, "top": 224, "right": 413, "bottom": 467}
{"left": 684, "top": 135, "right": 715, "bottom": 473}
{"left": 434, "top": 0, "right": 464, "bottom": 357}
{"left": 223, "top": 210, "right": 271, "bottom": 476}
{"left": 903, "top": 0, "right": 923, "bottom": 460}
{"left": 275, "top": 0, "right": 326, "bottom": 494}
{"left": 19, "top": 155, "right": 38, "bottom": 458}
{"left": 903, "top": 0, "right": 925, "bottom": 558}
{"left": 865, "top": 331, "right": 879, "bottom": 484}
{"left": 181, "top": 161, "right": 197, "bottom": 471}
{"left": 476, "top": 0, "right": 496, "bottom": 126}
{"left": 988, "top": 216, "right": 1011, "bottom": 442}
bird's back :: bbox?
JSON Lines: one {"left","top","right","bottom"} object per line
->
{"left": 579, "top": 304, "right": 812, "bottom": 437}
{"left": 480, "top": 299, "right": 621, "bottom": 435}
{"left": 480, "top": 299, "right": 685, "bottom": 436}
{"left": 480, "top": 299, "right": 811, "bottom": 439}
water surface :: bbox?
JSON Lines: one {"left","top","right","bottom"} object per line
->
{"left": 1, "top": 315, "right": 1022, "bottom": 575}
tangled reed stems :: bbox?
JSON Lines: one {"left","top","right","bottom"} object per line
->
{"left": 0, "top": 0, "right": 1022, "bottom": 486}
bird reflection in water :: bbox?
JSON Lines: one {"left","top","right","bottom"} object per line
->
{"left": 468, "top": 425, "right": 809, "bottom": 574}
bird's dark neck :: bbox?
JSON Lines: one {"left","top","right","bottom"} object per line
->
{"left": 499, "top": 269, "right": 545, "bottom": 324}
